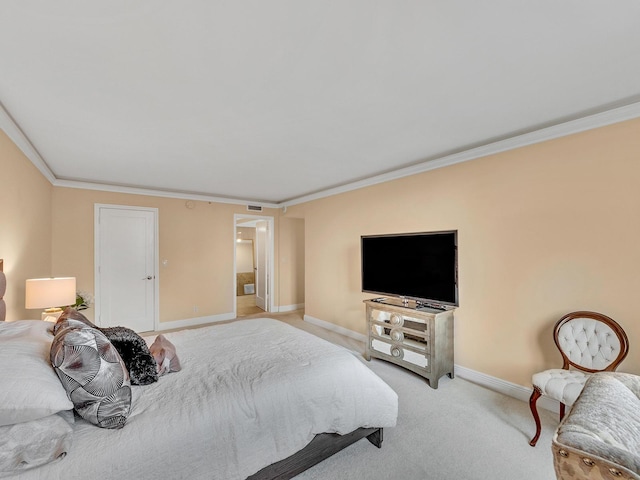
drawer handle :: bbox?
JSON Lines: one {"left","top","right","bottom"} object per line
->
{"left": 390, "top": 347, "right": 403, "bottom": 358}
{"left": 389, "top": 314, "right": 403, "bottom": 326}
{"left": 390, "top": 330, "right": 404, "bottom": 342}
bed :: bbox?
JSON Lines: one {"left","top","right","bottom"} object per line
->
{"left": 0, "top": 261, "right": 398, "bottom": 479}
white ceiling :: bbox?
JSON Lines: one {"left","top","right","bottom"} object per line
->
{"left": 1, "top": 1, "right": 640, "bottom": 206}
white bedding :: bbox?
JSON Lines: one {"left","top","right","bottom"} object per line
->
{"left": 8, "top": 318, "right": 397, "bottom": 480}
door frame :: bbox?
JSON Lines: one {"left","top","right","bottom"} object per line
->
{"left": 234, "top": 214, "right": 275, "bottom": 316}
{"left": 94, "top": 204, "right": 159, "bottom": 330}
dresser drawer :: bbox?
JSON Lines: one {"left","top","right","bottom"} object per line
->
{"left": 371, "top": 339, "right": 429, "bottom": 369}
{"left": 372, "top": 309, "right": 428, "bottom": 331}
{"left": 370, "top": 323, "right": 429, "bottom": 353}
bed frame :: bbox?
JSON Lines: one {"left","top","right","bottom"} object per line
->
{"left": 249, "top": 427, "right": 383, "bottom": 479}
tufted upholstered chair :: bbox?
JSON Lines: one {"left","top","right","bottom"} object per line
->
{"left": 529, "top": 311, "right": 629, "bottom": 447}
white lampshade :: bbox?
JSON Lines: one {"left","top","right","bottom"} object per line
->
{"left": 25, "top": 277, "right": 76, "bottom": 310}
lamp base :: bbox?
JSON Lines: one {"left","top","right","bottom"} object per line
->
{"left": 42, "top": 308, "right": 63, "bottom": 322}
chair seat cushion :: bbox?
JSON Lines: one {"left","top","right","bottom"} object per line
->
{"left": 532, "top": 369, "right": 589, "bottom": 406}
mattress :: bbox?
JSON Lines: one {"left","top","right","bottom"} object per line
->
{"left": 8, "top": 318, "right": 398, "bottom": 480}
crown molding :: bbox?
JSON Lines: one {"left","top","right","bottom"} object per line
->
{"left": 0, "top": 102, "right": 56, "bottom": 183}
{"left": 52, "top": 178, "right": 281, "bottom": 209}
{"left": 4, "top": 98, "right": 640, "bottom": 208}
{"left": 281, "top": 101, "right": 640, "bottom": 207}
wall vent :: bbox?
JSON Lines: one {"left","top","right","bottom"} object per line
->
{"left": 247, "top": 205, "right": 263, "bottom": 212}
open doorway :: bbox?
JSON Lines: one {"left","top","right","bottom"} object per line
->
{"left": 234, "top": 214, "right": 274, "bottom": 317}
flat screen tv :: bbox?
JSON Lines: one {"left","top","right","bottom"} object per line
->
{"left": 361, "top": 230, "right": 458, "bottom": 307}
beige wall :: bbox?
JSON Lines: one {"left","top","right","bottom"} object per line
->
{"left": 51, "top": 188, "right": 287, "bottom": 323}
{"left": 287, "top": 118, "right": 640, "bottom": 387}
{"left": 0, "top": 130, "right": 54, "bottom": 320}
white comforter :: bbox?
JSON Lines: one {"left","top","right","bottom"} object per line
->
{"left": 11, "top": 318, "right": 398, "bottom": 480}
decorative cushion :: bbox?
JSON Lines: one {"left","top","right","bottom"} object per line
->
{"left": 0, "top": 413, "right": 73, "bottom": 476}
{"left": 0, "top": 320, "right": 74, "bottom": 427}
{"left": 100, "top": 326, "right": 158, "bottom": 385}
{"left": 532, "top": 369, "right": 589, "bottom": 406}
{"left": 54, "top": 307, "right": 96, "bottom": 333}
{"left": 555, "top": 373, "right": 640, "bottom": 476}
{"left": 50, "top": 318, "right": 131, "bottom": 429}
{"left": 149, "top": 334, "right": 182, "bottom": 375}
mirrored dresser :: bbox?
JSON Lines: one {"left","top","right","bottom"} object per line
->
{"left": 364, "top": 298, "right": 455, "bottom": 389}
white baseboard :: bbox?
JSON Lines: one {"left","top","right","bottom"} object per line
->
{"left": 303, "top": 314, "right": 367, "bottom": 343}
{"left": 276, "top": 303, "right": 305, "bottom": 313}
{"left": 303, "top": 315, "right": 560, "bottom": 414}
{"left": 155, "top": 312, "right": 235, "bottom": 331}
{"left": 454, "top": 365, "right": 560, "bottom": 413}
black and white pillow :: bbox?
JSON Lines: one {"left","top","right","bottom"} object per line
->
{"left": 50, "top": 319, "right": 131, "bottom": 429}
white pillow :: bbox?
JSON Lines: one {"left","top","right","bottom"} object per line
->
{"left": 0, "top": 321, "right": 74, "bottom": 426}
{"left": 0, "top": 413, "right": 73, "bottom": 476}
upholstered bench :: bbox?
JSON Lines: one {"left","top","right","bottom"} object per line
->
{"left": 552, "top": 372, "right": 640, "bottom": 480}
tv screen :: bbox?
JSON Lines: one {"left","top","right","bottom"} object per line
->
{"left": 361, "top": 230, "right": 458, "bottom": 306}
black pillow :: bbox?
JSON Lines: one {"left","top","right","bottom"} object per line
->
{"left": 99, "top": 326, "right": 158, "bottom": 386}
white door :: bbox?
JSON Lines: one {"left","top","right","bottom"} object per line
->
{"left": 95, "top": 205, "right": 157, "bottom": 332}
{"left": 255, "top": 220, "right": 269, "bottom": 311}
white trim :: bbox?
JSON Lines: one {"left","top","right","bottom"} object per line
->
{"left": 303, "top": 314, "right": 368, "bottom": 343}
{"left": 454, "top": 364, "right": 560, "bottom": 413}
{"left": 303, "top": 314, "right": 561, "bottom": 414}
{"left": 281, "top": 101, "right": 640, "bottom": 207}
{"left": 276, "top": 303, "right": 305, "bottom": 313}
{"left": 154, "top": 312, "right": 236, "bottom": 332}
{"left": 55, "top": 179, "right": 280, "bottom": 208}
{"left": 234, "top": 214, "right": 275, "bottom": 316}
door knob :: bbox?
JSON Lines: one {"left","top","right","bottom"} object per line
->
{"left": 143, "top": 276, "right": 153, "bottom": 280}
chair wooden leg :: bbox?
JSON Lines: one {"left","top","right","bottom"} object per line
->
{"left": 529, "top": 387, "right": 543, "bottom": 447}
{"left": 559, "top": 402, "right": 566, "bottom": 421}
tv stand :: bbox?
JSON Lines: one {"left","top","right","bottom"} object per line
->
{"left": 364, "top": 299, "right": 455, "bottom": 389}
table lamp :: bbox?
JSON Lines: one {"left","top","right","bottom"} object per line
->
{"left": 25, "top": 277, "right": 76, "bottom": 321}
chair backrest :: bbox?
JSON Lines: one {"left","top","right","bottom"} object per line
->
{"left": 554, "top": 311, "right": 629, "bottom": 373}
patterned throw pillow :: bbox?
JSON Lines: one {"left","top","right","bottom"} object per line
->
{"left": 50, "top": 319, "right": 131, "bottom": 429}
{"left": 54, "top": 307, "right": 96, "bottom": 332}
